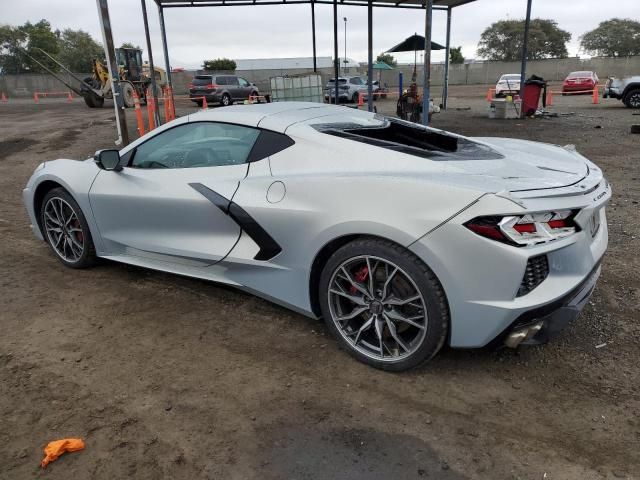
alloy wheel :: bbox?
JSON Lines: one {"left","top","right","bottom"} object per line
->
{"left": 629, "top": 92, "right": 640, "bottom": 108}
{"left": 327, "top": 255, "right": 428, "bottom": 362}
{"left": 43, "top": 197, "right": 85, "bottom": 263}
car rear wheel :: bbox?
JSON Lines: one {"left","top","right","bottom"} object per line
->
{"left": 352, "top": 92, "right": 359, "bottom": 103}
{"left": 250, "top": 90, "right": 259, "bottom": 103}
{"left": 319, "top": 238, "right": 448, "bottom": 371}
{"left": 41, "top": 188, "right": 96, "bottom": 269}
{"left": 221, "top": 93, "right": 232, "bottom": 107}
{"left": 624, "top": 89, "right": 640, "bottom": 108}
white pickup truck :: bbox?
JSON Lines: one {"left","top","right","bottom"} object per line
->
{"left": 603, "top": 76, "right": 640, "bottom": 108}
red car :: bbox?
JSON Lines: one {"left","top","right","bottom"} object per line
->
{"left": 562, "top": 71, "right": 599, "bottom": 95}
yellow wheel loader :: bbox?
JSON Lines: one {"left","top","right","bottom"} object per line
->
{"left": 28, "top": 47, "right": 166, "bottom": 108}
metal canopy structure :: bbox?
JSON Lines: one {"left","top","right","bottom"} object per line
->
{"left": 142, "top": 0, "right": 478, "bottom": 127}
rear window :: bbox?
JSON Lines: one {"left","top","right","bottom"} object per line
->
{"left": 313, "top": 117, "right": 503, "bottom": 161}
{"left": 568, "top": 71, "right": 592, "bottom": 78}
{"left": 327, "top": 79, "right": 348, "bottom": 85}
{"left": 192, "top": 75, "right": 213, "bottom": 86}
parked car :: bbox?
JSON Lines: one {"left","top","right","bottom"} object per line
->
{"left": 368, "top": 80, "right": 389, "bottom": 100}
{"left": 562, "top": 71, "right": 598, "bottom": 95}
{"left": 189, "top": 74, "right": 259, "bottom": 107}
{"left": 324, "top": 76, "right": 368, "bottom": 103}
{"left": 23, "top": 102, "right": 610, "bottom": 371}
{"left": 495, "top": 74, "right": 521, "bottom": 97}
{"left": 603, "top": 76, "right": 640, "bottom": 108}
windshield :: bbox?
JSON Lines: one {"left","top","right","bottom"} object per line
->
{"left": 500, "top": 75, "right": 520, "bottom": 82}
{"left": 327, "top": 79, "right": 347, "bottom": 85}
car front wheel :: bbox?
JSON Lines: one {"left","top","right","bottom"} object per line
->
{"left": 319, "top": 238, "right": 449, "bottom": 371}
{"left": 41, "top": 188, "right": 96, "bottom": 269}
{"left": 624, "top": 89, "right": 640, "bottom": 108}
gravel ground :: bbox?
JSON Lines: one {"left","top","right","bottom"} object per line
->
{"left": 0, "top": 85, "right": 639, "bottom": 479}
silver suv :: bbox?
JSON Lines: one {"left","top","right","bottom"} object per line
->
{"left": 603, "top": 76, "right": 640, "bottom": 108}
{"left": 324, "top": 76, "right": 368, "bottom": 103}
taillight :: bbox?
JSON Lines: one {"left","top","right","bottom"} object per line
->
{"left": 206, "top": 84, "right": 218, "bottom": 89}
{"left": 465, "top": 210, "right": 579, "bottom": 246}
{"left": 188, "top": 83, "right": 194, "bottom": 88}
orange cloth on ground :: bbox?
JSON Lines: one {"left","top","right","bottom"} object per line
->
{"left": 40, "top": 438, "right": 85, "bottom": 468}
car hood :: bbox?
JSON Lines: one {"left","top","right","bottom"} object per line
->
{"left": 452, "top": 137, "right": 589, "bottom": 191}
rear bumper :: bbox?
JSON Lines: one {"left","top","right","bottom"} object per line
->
{"left": 409, "top": 178, "right": 610, "bottom": 348}
{"left": 501, "top": 263, "right": 600, "bottom": 347}
{"left": 562, "top": 85, "right": 594, "bottom": 92}
{"left": 189, "top": 91, "right": 221, "bottom": 102}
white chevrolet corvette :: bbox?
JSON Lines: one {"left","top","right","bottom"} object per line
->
{"left": 23, "top": 103, "right": 610, "bottom": 370}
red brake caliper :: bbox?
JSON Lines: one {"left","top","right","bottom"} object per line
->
{"left": 349, "top": 266, "right": 369, "bottom": 294}
{"left": 73, "top": 220, "right": 83, "bottom": 243}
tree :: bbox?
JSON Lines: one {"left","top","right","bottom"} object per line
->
{"left": 450, "top": 46, "right": 464, "bottom": 64}
{"left": 202, "top": 58, "right": 236, "bottom": 71}
{"left": 20, "top": 20, "right": 61, "bottom": 73}
{"left": 375, "top": 53, "right": 397, "bottom": 68}
{"left": 0, "top": 24, "right": 27, "bottom": 73}
{"left": 581, "top": 18, "right": 640, "bottom": 57}
{"left": 120, "top": 42, "right": 140, "bottom": 49}
{"left": 478, "top": 18, "right": 571, "bottom": 61}
{"left": 57, "top": 29, "right": 103, "bottom": 72}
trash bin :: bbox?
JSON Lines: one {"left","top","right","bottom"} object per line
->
{"left": 521, "top": 75, "right": 547, "bottom": 116}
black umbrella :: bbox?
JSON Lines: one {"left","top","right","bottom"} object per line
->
{"left": 386, "top": 33, "right": 445, "bottom": 52}
{"left": 386, "top": 33, "right": 445, "bottom": 83}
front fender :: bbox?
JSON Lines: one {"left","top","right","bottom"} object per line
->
{"left": 23, "top": 159, "right": 104, "bottom": 252}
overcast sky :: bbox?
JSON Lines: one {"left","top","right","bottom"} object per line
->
{"left": 3, "top": 0, "right": 639, "bottom": 68}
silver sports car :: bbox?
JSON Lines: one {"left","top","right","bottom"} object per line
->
{"left": 23, "top": 102, "right": 610, "bottom": 371}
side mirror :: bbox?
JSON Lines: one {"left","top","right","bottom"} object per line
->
{"left": 94, "top": 149, "right": 122, "bottom": 171}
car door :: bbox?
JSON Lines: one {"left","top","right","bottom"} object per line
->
{"left": 225, "top": 76, "right": 240, "bottom": 100}
{"left": 237, "top": 77, "right": 253, "bottom": 100}
{"left": 89, "top": 121, "right": 261, "bottom": 266}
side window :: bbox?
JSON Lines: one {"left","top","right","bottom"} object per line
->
{"left": 238, "top": 78, "right": 249, "bottom": 87}
{"left": 216, "top": 76, "right": 226, "bottom": 85}
{"left": 130, "top": 122, "right": 260, "bottom": 169}
{"left": 351, "top": 77, "right": 362, "bottom": 85}
{"left": 227, "top": 76, "right": 239, "bottom": 86}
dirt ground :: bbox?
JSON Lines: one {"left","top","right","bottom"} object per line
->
{"left": 1, "top": 85, "right": 639, "bottom": 480}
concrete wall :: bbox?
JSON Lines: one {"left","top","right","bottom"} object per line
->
{"left": 2, "top": 56, "right": 638, "bottom": 97}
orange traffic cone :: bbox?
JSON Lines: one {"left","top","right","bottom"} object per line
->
{"left": 133, "top": 90, "right": 145, "bottom": 137}
{"left": 592, "top": 86, "right": 599, "bottom": 104}
{"left": 546, "top": 90, "right": 553, "bottom": 107}
{"left": 1, "top": 92, "right": 7, "bottom": 102}
{"left": 67, "top": 91, "right": 73, "bottom": 102}
{"left": 201, "top": 96, "right": 207, "bottom": 110}
{"left": 34, "top": 92, "right": 39, "bottom": 103}
{"left": 486, "top": 88, "right": 494, "bottom": 102}
{"left": 146, "top": 88, "right": 156, "bottom": 130}
{"left": 357, "top": 92, "right": 364, "bottom": 108}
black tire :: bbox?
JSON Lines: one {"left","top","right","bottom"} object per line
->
{"left": 194, "top": 99, "right": 203, "bottom": 107}
{"left": 221, "top": 93, "right": 232, "bottom": 107}
{"left": 250, "top": 90, "right": 259, "bottom": 103}
{"left": 318, "top": 238, "right": 449, "bottom": 371}
{"left": 40, "top": 188, "right": 96, "bottom": 269}
{"left": 352, "top": 92, "right": 360, "bottom": 103}
{"left": 121, "top": 81, "right": 135, "bottom": 108}
{"left": 623, "top": 89, "right": 640, "bottom": 109}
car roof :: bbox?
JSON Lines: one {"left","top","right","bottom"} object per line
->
{"left": 188, "top": 102, "right": 374, "bottom": 133}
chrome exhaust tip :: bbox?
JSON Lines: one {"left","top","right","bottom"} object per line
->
{"left": 504, "top": 321, "right": 544, "bottom": 348}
